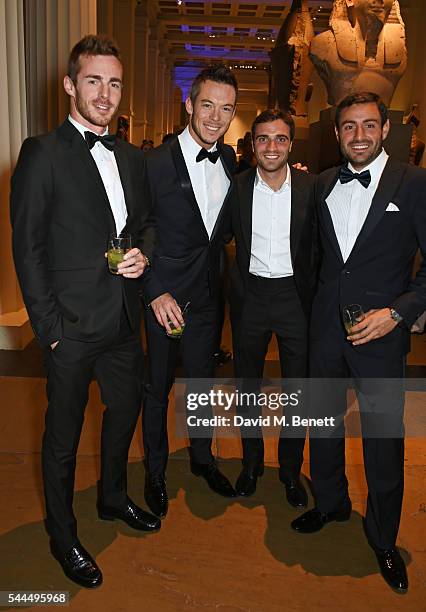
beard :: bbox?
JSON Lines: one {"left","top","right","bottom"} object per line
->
{"left": 74, "top": 92, "right": 116, "bottom": 128}
{"left": 342, "top": 137, "right": 383, "bottom": 169}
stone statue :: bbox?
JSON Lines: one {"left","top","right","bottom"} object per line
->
{"left": 405, "top": 105, "right": 425, "bottom": 167}
{"left": 269, "top": 0, "right": 314, "bottom": 116}
{"left": 309, "top": 0, "right": 407, "bottom": 106}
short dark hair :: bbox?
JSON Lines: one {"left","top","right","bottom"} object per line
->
{"left": 251, "top": 109, "right": 295, "bottom": 142}
{"left": 190, "top": 64, "right": 238, "bottom": 105}
{"left": 67, "top": 35, "right": 121, "bottom": 83}
{"left": 335, "top": 92, "right": 388, "bottom": 128}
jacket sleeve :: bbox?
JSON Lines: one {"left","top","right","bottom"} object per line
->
{"left": 10, "top": 137, "right": 63, "bottom": 347}
{"left": 391, "top": 170, "right": 426, "bottom": 326}
{"left": 138, "top": 157, "right": 167, "bottom": 304}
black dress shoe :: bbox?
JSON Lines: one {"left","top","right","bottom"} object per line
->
{"left": 291, "top": 506, "right": 351, "bottom": 533}
{"left": 98, "top": 496, "right": 161, "bottom": 531}
{"left": 375, "top": 548, "right": 408, "bottom": 594}
{"left": 145, "top": 475, "right": 168, "bottom": 519}
{"left": 214, "top": 347, "right": 232, "bottom": 367}
{"left": 282, "top": 478, "right": 308, "bottom": 509}
{"left": 191, "top": 461, "right": 236, "bottom": 497}
{"left": 50, "top": 541, "right": 102, "bottom": 589}
{"left": 235, "top": 464, "right": 264, "bottom": 497}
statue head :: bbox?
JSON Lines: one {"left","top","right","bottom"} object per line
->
{"left": 346, "top": 1, "right": 393, "bottom": 25}
{"left": 331, "top": 0, "right": 404, "bottom": 28}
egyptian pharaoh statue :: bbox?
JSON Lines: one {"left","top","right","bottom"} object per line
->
{"left": 270, "top": 0, "right": 314, "bottom": 116}
{"left": 309, "top": 0, "right": 407, "bottom": 106}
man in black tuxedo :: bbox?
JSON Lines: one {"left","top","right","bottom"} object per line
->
{"left": 230, "top": 110, "right": 317, "bottom": 505}
{"left": 141, "top": 65, "right": 238, "bottom": 517}
{"left": 10, "top": 35, "right": 160, "bottom": 589}
{"left": 291, "top": 92, "right": 426, "bottom": 593}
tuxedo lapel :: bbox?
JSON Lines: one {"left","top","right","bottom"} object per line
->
{"left": 58, "top": 121, "right": 116, "bottom": 233}
{"left": 114, "top": 140, "right": 133, "bottom": 227}
{"left": 238, "top": 169, "right": 256, "bottom": 257}
{"left": 319, "top": 168, "right": 344, "bottom": 264}
{"left": 218, "top": 142, "right": 234, "bottom": 181}
{"left": 346, "top": 158, "right": 406, "bottom": 263}
{"left": 170, "top": 137, "right": 208, "bottom": 238}
{"left": 210, "top": 143, "right": 235, "bottom": 241}
{"left": 289, "top": 169, "right": 309, "bottom": 263}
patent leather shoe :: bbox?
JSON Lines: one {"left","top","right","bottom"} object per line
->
{"left": 235, "top": 464, "right": 264, "bottom": 497}
{"left": 98, "top": 496, "right": 161, "bottom": 531}
{"left": 145, "top": 475, "right": 168, "bottom": 519}
{"left": 214, "top": 347, "right": 232, "bottom": 367}
{"left": 291, "top": 506, "right": 351, "bottom": 533}
{"left": 375, "top": 548, "right": 408, "bottom": 594}
{"left": 282, "top": 478, "right": 308, "bottom": 509}
{"left": 50, "top": 541, "right": 102, "bottom": 589}
{"left": 191, "top": 461, "right": 236, "bottom": 497}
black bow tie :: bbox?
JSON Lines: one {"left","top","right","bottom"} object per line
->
{"left": 339, "top": 166, "right": 371, "bottom": 188}
{"left": 196, "top": 148, "right": 220, "bottom": 164}
{"left": 84, "top": 131, "right": 116, "bottom": 151}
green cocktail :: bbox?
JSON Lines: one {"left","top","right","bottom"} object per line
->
{"left": 166, "top": 301, "right": 190, "bottom": 339}
{"left": 107, "top": 233, "right": 132, "bottom": 274}
{"left": 168, "top": 323, "right": 186, "bottom": 338}
{"left": 108, "top": 248, "right": 125, "bottom": 274}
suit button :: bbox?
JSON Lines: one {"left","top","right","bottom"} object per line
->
{"left": 341, "top": 269, "right": 350, "bottom": 275}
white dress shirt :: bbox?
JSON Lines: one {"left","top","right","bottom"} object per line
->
{"left": 68, "top": 115, "right": 128, "bottom": 234}
{"left": 249, "top": 166, "right": 293, "bottom": 278}
{"left": 326, "top": 148, "right": 389, "bottom": 262}
{"left": 178, "top": 126, "right": 230, "bottom": 238}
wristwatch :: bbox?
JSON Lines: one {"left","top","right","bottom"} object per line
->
{"left": 389, "top": 308, "right": 403, "bottom": 324}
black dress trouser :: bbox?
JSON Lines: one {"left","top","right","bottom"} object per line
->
{"left": 309, "top": 326, "right": 405, "bottom": 550}
{"left": 42, "top": 311, "right": 143, "bottom": 555}
{"left": 143, "top": 300, "right": 219, "bottom": 477}
{"left": 232, "top": 275, "right": 308, "bottom": 481}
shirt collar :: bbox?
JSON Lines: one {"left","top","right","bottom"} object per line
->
{"left": 68, "top": 114, "right": 108, "bottom": 139}
{"left": 255, "top": 164, "right": 291, "bottom": 194}
{"left": 348, "top": 148, "right": 389, "bottom": 185}
{"left": 178, "top": 125, "right": 218, "bottom": 163}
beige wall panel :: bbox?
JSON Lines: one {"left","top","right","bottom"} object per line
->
{"left": 0, "top": 0, "right": 27, "bottom": 319}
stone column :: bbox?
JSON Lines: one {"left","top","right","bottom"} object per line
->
{"left": 173, "top": 86, "right": 184, "bottom": 130}
{"left": 154, "top": 53, "right": 166, "bottom": 144}
{"left": 167, "top": 70, "right": 175, "bottom": 133}
{"left": 165, "top": 63, "right": 175, "bottom": 134}
{"left": 132, "top": 2, "right": 149, "bottom": 146}
{"left": 145, "top": 28, "right": 159, "bottom": 142}
{"left": 0, "top": 0, "right": 30, "bottom": 348}
{"left": 113, "top": 0, "right": 136, "bottom": 137}
{"left": 162, "top": 64, "right": 171, "bottom": 135}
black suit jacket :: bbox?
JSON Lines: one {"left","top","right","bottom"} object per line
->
{"left": 10, "top": 120, "right": 149, "bottom": 347}
{"left": 312, "top": 157, "right": 426, "bottom": 356}
{"left": 230, "top": 166, "right": 318, "bottom": 321}
{"left": 140, "top": 135, "right": 236, "bottom": 308}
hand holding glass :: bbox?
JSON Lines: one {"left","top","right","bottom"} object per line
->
{"left": 342, "top": 304, "right": 365, "bottom": 335}
{"left": 107, "top": 233, "right": 132, "bottom": 274}
{"left": 166, "top": 302, "right": 190, "bottom": 339}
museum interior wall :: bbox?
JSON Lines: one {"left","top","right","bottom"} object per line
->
{"left": 0, "top": 0, "right": 426, "bottom": 349}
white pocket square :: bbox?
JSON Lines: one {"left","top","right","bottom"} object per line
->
{"left": 386, "top": 203, "right": 400, "bottom": 212}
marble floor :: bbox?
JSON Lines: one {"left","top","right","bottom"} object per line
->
{"left": 0, "top": 331, "right": 425, "bottom": 611}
